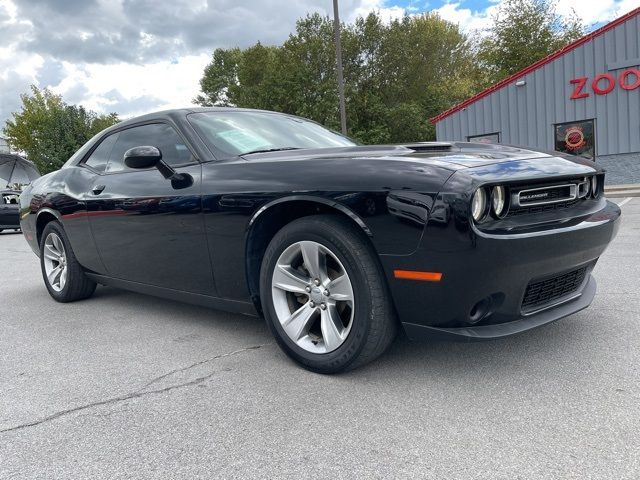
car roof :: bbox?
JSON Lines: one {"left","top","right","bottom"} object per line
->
{"left": 110, "top": 107, "right": 294, "bottom": 131}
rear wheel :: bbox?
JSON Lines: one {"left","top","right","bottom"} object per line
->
{"left": 260, "top": 215, "right": 396, "bottom": 373}
{"left": 40, "top": 221, "right": 97, "bottom": 302}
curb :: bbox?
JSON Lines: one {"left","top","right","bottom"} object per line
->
{"left": 605, "top": 184, "right": 640, "bottom": 198}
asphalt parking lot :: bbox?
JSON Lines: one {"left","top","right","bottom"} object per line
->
{"left": 1, "top": 198, "right": 639, "bottom": 479}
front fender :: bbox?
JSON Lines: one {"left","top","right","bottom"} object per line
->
{"left": 248, "top": 194, "right": 373, "bottom": 238}
{"left": 247, "top": 191, "right": 437, "bottom": 256}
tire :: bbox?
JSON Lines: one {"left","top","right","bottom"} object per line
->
{"left": 40, "top": 221, "right": 97, "bottom": 302}
{"left": 260, "top": 214, "right": 397, "bottom": 373}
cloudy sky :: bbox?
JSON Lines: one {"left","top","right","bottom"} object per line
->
{"left": 0, "top": 0, "right": 637, "bottom": 127}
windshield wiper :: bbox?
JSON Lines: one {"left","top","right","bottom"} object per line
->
{"left": 240, "top": 147, "right": 301, "bottom": 155}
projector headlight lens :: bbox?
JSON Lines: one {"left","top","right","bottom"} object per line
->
{"left": 471, "top": 188, "right": 488, "bottom": 222}
{"left": 491, "top": 185, "right": 507, "bottom": 218}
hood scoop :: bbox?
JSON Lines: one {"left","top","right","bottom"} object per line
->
{"left": 402, "top": 142, "right": 453, "bottom": 153}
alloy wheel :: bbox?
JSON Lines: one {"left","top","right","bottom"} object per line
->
{"left": 271, "top": 240, "right": 355, "bottom": 353}
{"left": 43, "top": 232, "right": 68, "bottom": 292}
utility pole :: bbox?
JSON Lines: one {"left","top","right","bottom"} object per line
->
{"left": 332, "top": 0, "right": 347, "bottom": 135}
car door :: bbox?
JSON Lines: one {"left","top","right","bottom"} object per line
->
{"left": 84, "top": 122, "right": 215, "bottom": 296}
{"left": 0, "top": 192, "right": 19, "bottom": 227}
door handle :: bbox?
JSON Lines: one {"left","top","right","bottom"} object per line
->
{"left": 92, "top": 185, "right": 106, "bottom": 195}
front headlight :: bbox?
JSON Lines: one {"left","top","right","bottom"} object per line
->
{"left": 491, "top": 185, "right": 507, "bottom": 218}
{"left": 591, "top": 175, "right": 598, "bottom": 198}
{"left": 471, "top": 188, "right": 488, "bottom": 222}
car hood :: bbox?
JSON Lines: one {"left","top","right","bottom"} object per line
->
{"left": 241, "top": 142, "right": 597, "bottom": 171}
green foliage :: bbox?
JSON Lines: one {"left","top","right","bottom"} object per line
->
{"left": 196, "top": 12, "right": 481, "bottom": 143}
{"left": 88, "top": 112, "right": 120, "bottom": 137}
{"left": 478, "top": 0, "right": 584, "bottom": 82}
{"left": 3, "top": 86, "right": 120, "bottom": 174}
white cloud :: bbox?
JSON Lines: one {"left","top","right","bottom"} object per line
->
{"left": 1, "top": 0, "right": 414, "bottom": 125}
{"left": 51, "top": 54, "right": 211, "bottom": 118}
{"left": 555, "top": 0, "right": 639, "bottom": 26}
{"left": 433, "top": 0, "right": 638, "bottom": 33}
{"left": 347, "top": 0, "right": 407, "bottom": 23}
{"left": 433, "top": 2, "right": 498, "bottom": 32}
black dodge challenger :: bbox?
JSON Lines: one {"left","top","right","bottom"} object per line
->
{"left": 20, "top": 108, "right": 621, "bottom": 372}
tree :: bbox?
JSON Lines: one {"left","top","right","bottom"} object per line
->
{"left": 194, "top": 47, "right": 242, "bottom": 107}
{"left": 3, "top": 86, "right": 120, "bottom": 174}
{"left": 478, "top": 0, "right": 584, "bottom": 82}
{"left": 195, "top": 12, "right": 481, "bottom": 144}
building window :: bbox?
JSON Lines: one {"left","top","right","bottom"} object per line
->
{"left": 554, "top": 120, "right": 595, "bottom": 159}
{"left": 468, "top": 132, "right": 500, "bottom": 144}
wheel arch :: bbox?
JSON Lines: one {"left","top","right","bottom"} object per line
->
{"left": 35, "top": 208, "right": 61, "bottom": 246}
{"left": 245, "top": 196, "right": 373, "bottom": 313}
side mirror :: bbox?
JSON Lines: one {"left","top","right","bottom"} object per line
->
{"left": 124, "top": 146, "right": 162, "bottom": 169}
{"left": 123, "top": 145, "right": 194, "bottom": 190}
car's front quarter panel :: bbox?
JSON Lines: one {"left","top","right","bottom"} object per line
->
{"left": 200, "top": 156, "right": 454, "bottom": 301}
{"left": 380, "top": 157, "right": 621, "bottom": 337}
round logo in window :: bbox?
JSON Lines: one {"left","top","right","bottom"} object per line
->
{"left": 565, "top": 126, "right": 586, "bottom": 150}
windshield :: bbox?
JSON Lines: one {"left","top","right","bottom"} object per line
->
{"left": 187, "top": 111, "right": 356, "bottom": 158}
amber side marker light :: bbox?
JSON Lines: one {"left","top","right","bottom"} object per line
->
{"left": 393, "top": 270, "right": 443, "bottom": 282}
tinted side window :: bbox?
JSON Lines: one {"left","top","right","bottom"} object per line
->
{"left": 106, "top": 123, "right": 194, "bottom": 173}
{"left": 84, "top": 134, "right": 118, "bottom": 173}
{"left": 3, "top": 193, "right": 19, "bottom": 204}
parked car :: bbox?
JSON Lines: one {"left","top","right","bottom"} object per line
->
{"left": 19, "top": 108, "right": 620, "bottom": 372}
{"left": 0, "top": 153, "right": 40, "bottom": 234}
{"left": 0, "top": 190, "right": 21, "bottom": 232}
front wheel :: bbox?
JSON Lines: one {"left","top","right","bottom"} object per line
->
{"left": 40, "top": 221, "right": 97, "bottom": 302}
{"left": 260, "top": 215, "right": 397, "bottom": 373}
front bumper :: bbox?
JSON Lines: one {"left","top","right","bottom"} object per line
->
{"left": 403, "top": 274, "right": 596, "bottom": 340}
{"left": 380, "top": 199, "right": 621, "bottom": 339}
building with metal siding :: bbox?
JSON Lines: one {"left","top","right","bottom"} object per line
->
{"left": 432, "top": 7, "right": 640, "bottom": 185}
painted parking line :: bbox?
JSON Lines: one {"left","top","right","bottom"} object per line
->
{"left": 618, "top": 197, "right": 633, "bottom": 207}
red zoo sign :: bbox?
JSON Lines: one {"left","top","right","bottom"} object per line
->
{"left": 570, "top": 68, "right": 640, "bottom": 99}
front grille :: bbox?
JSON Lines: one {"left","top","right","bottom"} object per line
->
{"left": 518, "top": 185, "right": 573, "bottom": 205}
{"left": 507, "top": 199, "right": 579, "bottom": 217}
{"left": 521, "top": 266, "right": 587, "bottom": 312}
{"left": 545, "top": 188, "right": 565, "bottom": 200}
{"left": 506, "top": 176, "right": 596, "bottom": 217}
